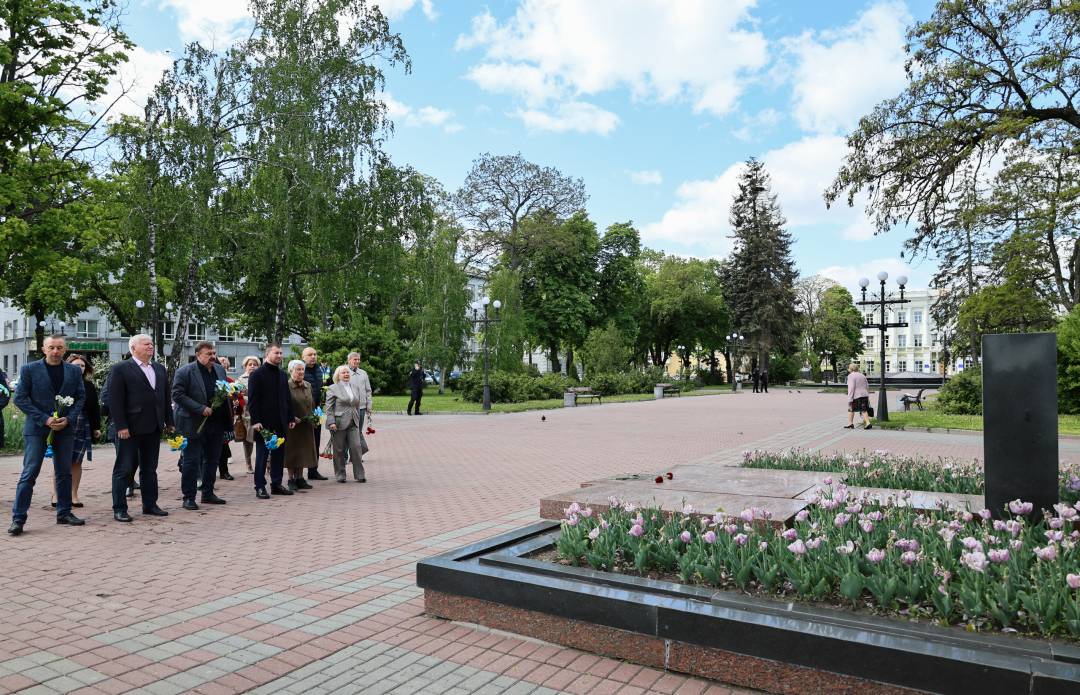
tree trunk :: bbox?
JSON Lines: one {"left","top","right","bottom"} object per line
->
{"left": 548, "top": 344, "right": 561, "bottom": 373}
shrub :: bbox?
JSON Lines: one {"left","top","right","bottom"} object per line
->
{"left": 936, "top": 369, "right": 982, "bottom": 415}
{"left": 1060, "top": 305, "right": 1080, "bottom": 414}
{"left": 311, "top": 321, "right": 410, "bottom": 394}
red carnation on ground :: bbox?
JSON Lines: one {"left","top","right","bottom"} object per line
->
{"left": 366, "top": 426, "right": 376, "bottom": 435}
{"left": 654, "top": 476, "right": 664, "bottom": 484}
{"left": 666, "top": 472, "right": 674, "bottom": 480}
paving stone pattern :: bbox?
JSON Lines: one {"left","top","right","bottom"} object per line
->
{"left": 0, "top": 391, "right": 1073, "bottom": 694}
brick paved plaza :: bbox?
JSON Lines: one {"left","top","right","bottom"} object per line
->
{"left": 2, "top": 391, "right": 1078, "bottom": 695}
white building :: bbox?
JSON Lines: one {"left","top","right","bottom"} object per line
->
{"left": 0, "top": 301, "right": 305, "bottom": 377}
{"left": 855, "top": 289, "right": 958, "bottom": 375}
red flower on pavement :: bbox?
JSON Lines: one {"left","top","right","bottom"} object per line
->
{"left": 666, "top": 472, "right": 674, "bottom": 480}
{"left": 366, "top": 426, "right": 376, "bottom": 435}
{"left": 654, "top": 476, "right": 664, "bottom": 484}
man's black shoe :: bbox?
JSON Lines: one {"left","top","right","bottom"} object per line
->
{"left": 7, "top": 520, "right": 24, "bottom": 536}
{"left": 864, "top": 424, "right": 873, "bottom": 430}
{"left": 201, "top": 494, "right": 226, "bottom": 505}
{"left": 220, "top": 472, "right": 234, "bottom": 481}
{"left": 287, "top": 479, "right": 298, "bottom": 492}
{"left": 255, "top": 487, "right": 270, "bottom": 499}
{"left": 307, "top": 471, "right": 328, "bottom": 481}
{"left": 114, "top": 511, "right": 133, "bottom": 522}
{"left": 295, "top": 478, "right": 313, "bottom": 490}
{"left": 143, "top": 506, "right": 169, "bottom": 516}
{"left": 182, "top": 499, "right": 199, "bottom": 511}
{"left": 270, "top": 484, "right": 294, "bottom": 496}
{"left": 133, "top": 481, "right": 141, "bottom": 490}
{"left": 56, "top": 513, "right": 84, "bottom": 525}
{"left": 126, "top": 487, "right": 135, "bottom": 498}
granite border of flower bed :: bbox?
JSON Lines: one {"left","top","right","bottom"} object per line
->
{"left": 416, "top": 520, "right": 1080, "bottom": 694}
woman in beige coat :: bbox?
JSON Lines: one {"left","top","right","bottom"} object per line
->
{"left": 238, "top": 355, "right": 261, "bottom": 472}
{"left": 325, "top": 365, "right": 367, "bottom": 483}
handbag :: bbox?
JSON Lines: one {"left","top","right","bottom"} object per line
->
{"left": 867, "top": 404, "right": 875, "bottom": 418}
{"left": 233, "top": 415, "right": 247, "bottom": 441}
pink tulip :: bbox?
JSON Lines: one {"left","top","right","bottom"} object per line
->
{"left": 1067, "top": 574, "right": 1080, "bottom": 590}
{"left": 1008, "top": 499, "right": 1033, "bottom": 515}
{"left": 679, "top": 531, "right": 692, "bottom": 543}
{"left": 860, "top": 520, "right": 874, "bottom": 533}
{"left": 739, "top": 509, "right": 754, "bottom": 523}
{"left": 782, "top": 528, "right": 798, "bottom": 541}
{"left": 866, "top": 548, "right": 886, "bottom": 563}
{"left": 629, "top": 524, "right": 644, "bottom": 538}
{"left": 900, "top": 551, "right": 918, "bottom": 566}
{"left": 795, "top": 510, "right": 809, "bottom": 522}
{"left": 787, "top": 539, "right": 807, "bottom": 555}
{"left": 733, "top": 533, "right": 748, "bottom": 546}
{"left": 988, "top": 549, "right": 1009, "bottom": 563}
{"left": 1034, "top": 545, "right": 1058, "bottom": 562}
{"left": 588, "top": 527, "right": 601, "bottom": 541}
{"left": 961, "top": 551, "right": 988, "bottom": 573}
{"left": 961, "top": 537, "right": 982, "bottom": 551}
{"left": 978, "top": 509, "right": 992, "bottom": 520}
{"left": 805, "top": 537, "right": 822, "bottom": 550}
{"left": 703, "top": 530, "right": 717, "bottom": 544}
{"left": 836, "top": 540, "right": 855, "bottom": 556}
{"left": 833, "top": 513, "right": 850, "bottom": 527}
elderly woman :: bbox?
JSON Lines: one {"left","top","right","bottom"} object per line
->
{"left": 845, "top": 362, "right": 873, "bottom": 430}
{"left": 325, "top": 365, "right": 367, "bottom": 483}
{"left": 238, "top": 355, "right": 260, "bottom": 472}
{"left": 285, "top": 359, "right": 316, "bottom": 491}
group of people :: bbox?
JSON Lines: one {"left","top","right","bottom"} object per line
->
{"left": 751, "top": 367, "right": 770, "bottom": 393}
{"left": 7, "top": 334, "right": 376, "bottom": 536}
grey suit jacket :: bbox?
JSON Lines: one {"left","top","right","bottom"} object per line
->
{"left": 324, "top": 382, "right": 364, "bottom": 431}
{"left": 172, "top": 360, "right": 229, "bottom": 437}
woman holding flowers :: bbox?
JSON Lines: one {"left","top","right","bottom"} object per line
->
{"left": 238, "top": 356, "right": 260, "bottom": 472}
{"left": 325, "top": 365, "right": 367, "bottom": 483}
{"left": 51, "top": 355, "right": 100, "bottom": 509}
{"left": 284, "top": 360, "right": 316, "bottom": 492}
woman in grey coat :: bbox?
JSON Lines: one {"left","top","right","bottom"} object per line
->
{"left": 324, "top": 365, "right": 367, "bottom": 483}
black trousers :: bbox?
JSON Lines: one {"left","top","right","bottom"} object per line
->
{"left": 308, "top": 425, "right": 322, "bottom": 474}
{"left": 254, "top": 434, "right": 284, "bottom": 489}
{"left": 407, "top": 389, "right": 423, "bottom": 414}
{"left": 181, "top": 428, "right": 223, "bottom": 500}
{"left": 113, "top": 431, "right": 161, "bottom": 512}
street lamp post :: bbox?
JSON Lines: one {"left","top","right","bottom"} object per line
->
{"left": 822, "top": 349, "right": 833, "bottom": 384}
{"left": 857, "top": 272, "right": 909, "bottom": 422}
{"left": 470, "top": 296, "right": 502, "bottom": 412}
{"left": 727, "top": 332, "right": 745, "bottom": 393}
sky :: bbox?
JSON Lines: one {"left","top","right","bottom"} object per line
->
{"left": 112, "top": 0, "right": 940, "bottom": 291}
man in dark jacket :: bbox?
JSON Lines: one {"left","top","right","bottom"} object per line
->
{"left": 108, "top": 334, "right": 173, "bottom": 522}
{"left": 172, "top": 341, "right": 231, "bottom": 509}
{"left": 752, "top": 367, "right": 761, "bottom": 394}
{"left": 407, "top": 361, "right": 425, "bottom": 416}
{"left": 0, "top": 367, "right": 10, "bottom": 449}
{"left": 247, "top": 344, "right": 294, "bottom": 499}
{"left": 301, "top": 347, "right": 327, "bottom": 481}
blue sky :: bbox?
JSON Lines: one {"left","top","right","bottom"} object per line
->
{"left": 114, "top": 0, "right": 939, "bottom": 290}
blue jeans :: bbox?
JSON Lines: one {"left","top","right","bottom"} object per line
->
{"left": 181, "top": 428, "right": 223, "bottom": 500}
{"left": 254, "top": 434, "right": 284, "bottom": 489}
{"left": 12, "top": 431, "right": 75, "bottom": 523}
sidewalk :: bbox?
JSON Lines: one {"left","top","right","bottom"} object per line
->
{"left": 0, "top": 391, "right": 1067, "bottom": 694}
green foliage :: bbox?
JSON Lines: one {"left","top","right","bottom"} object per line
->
{"left": 458, "top": 367, "right": 669, "bottom": 402}
{"left": 596, "top": 222, "right": 646, "bottom": 337}
{"left": 580, "top": 322, "right": 632, "bottom": 374}
{"left": 310, "top": 321, "right": 409, "bottom": 394}
{"left": 767, "top": 354, "right": 800, "bottom": 384}
{"left": 641, "top": 255, "right": 728, "bottom": 369}
{"left": 1058, "top": 305, "right": 1080, "bottom": 415}
{"left": 935, "top": 369, "right": 983, "bottom": 415}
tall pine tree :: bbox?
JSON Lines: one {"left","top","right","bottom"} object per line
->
{"left": 721, "top": 159, "right": 798, "bottom": 369}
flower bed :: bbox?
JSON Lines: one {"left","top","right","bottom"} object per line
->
{"left": 554, "top": 489, "right": 1080, "bottom": 640}
{"left": 741, "top": 449, "right": 1080, "bottom": 504}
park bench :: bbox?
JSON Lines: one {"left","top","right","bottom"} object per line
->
{"left": 899, "top": 388, "right": 930, "bottom": 411}
{"left": 656, "top": 383, "right": 681, "bottom": 398}
{"left": 564, "top": 386, "right": 602, "bottom": 406}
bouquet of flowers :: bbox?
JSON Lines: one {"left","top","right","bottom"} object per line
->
{"left": 261, "top": 429, "right": 285, "bottom": 450}
{"left": 365, "top": 411, "right": 375, "bottom": 436}
{"left": 198, "top": 380, "right": 245, "bottom": 433}
{"left": 46, "top": 394, "right": 75, "bottom": 446}
{"left": 301, "top": 406, "right": 324, "bottom": 426}
{"left": 166, "top": 434, "right": 188, "bottom": 451}
{"left": 319, "top": 439, "right": 333, "bottom": 459}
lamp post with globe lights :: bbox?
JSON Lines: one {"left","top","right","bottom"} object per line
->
{"left": 727, "top": 332, "right": 745, "bottom": 393}
{"left": 856, "top": 272, "right": 909, "bottom": 422}
{"left": 822, "top": 349, "right": 834, "bottom": 384}
{"left": 471, "top": 296, "right": 502, "bottom": 411}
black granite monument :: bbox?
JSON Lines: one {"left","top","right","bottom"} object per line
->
{"left": 983, "top": 333, "right": 1058, "bottom": 517}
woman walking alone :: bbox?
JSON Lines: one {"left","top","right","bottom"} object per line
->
{"left": 845, "top": 363, "right": 872, "bottom": 430}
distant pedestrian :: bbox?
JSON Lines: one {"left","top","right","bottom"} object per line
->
{"left": 761, "top": 368, "right": 769, "bottom": 393}
{"left": 407, "top": 361, "right": 425, "bottom": 415}
{"left": 845, "top": 363, "right": 872, "bottom": 430}
{"left": 752, "top": 367, "right": 761, "bottom": 393}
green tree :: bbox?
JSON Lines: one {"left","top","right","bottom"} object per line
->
{"left": 595, "top": 221, "right": 646, "bottom": 338}
{"left": 812, "top": 286, "right": 864, "bottom": 376}
{"left": 580, "top": 322, "right": 632, "bottom": 374}
{"left": 721, "top": 158, "right": 798, "bottom": 369}
{"left": 643, "top": 255, "right": 728, "bottom": 372}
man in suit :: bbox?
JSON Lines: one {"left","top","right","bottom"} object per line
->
{"left": 109, "top": 334, "right": 173, "bottom": 522}
{"left": 0, "top": 366, "right": 10, "bottom": 449}
{"left": 301, "top": 347, "right": 327, "bottom": 481}
{"left": 172, "top": 342, "right": 231, "bottom": 510}
{"left": 8, "top": 334, "right": 86, "bottom": 535}
{"left": 248, "top": 343, "right": 295, "bottom": 499}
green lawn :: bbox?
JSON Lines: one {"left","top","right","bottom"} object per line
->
{"left": 371, "top": 387, "right": 733, "bottom": 415}
{"left": 877, "top": 410, "right": 1080, "bottom": 436}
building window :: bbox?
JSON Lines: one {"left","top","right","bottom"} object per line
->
{"left": 865, "top": 335, "right": 874, "bottom": 349}
{"left": 898, "top": 360, "right": 907, "bottom": 372}
{"left": 915, "top": 360, "right": 923, "bottom": 372}
{"left": 3, "top": 356, "right": 7, "bottom": 373}
{"left": 218, "top": 324, "right": 236, "bottom": 343}
{"left": 886, "top": 361, "right": 891, "bottom": 373}
{"left": 865, "top": 313, "right": 874, "bottom": 325}
{"left": 157, "top": 321, "right": 175, "bottom": 341}
{"left": 866, "top": 360, "right": 875, "bottom": 373}
{"left": 2, "top": 322, "right": 9, "bottom": 340}
{"left": 913, "top": 334, "right": 923, "bottom": 347}
{"left": 884, "top": 335, "right": 890, "bottom": 348}
{"left": 76, "top": 319, "right": 99, "bottom": 339}
{"left": 187, "top": 323, "right": 205, "bottom": 341}
{"left": 897, "top": 311, "right": 907, "bottom": 323}
{"left": 898, "top": 335, "right": 907, "bottom": 348}
{"left": 914, "top": 310, "right": 923, "bottom": 323}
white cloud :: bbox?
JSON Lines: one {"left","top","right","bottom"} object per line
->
{"left": 161, "top": 0, "right": 252, "bottom": 46}
{"left": 516, "top": 101, "right": 619, "bottom": 135}
{"left": 456, "top": 0, "right": 768, "bottom": 134}
{"left": 732, "top": 107, "right": 782, "bottom": 142}
{"left": 96, "top": 46, "right": 175, "bottom": 120}
{"left": 375, "top": 0, "right": 437, "bottom": 20}
{"left": 817, "top": 258, "right": 929, "bottom": 291}
{"left": 642, "top": 134, "right": 879, "bottom": 257}
{"left": 382, "top": 93, "right": 461, "bottom": 132}
{"left": 782, "top": 0, "right": 910, "bottom": 134}
{"left": 629, "top": 170, "right": 663, "bottom": 186}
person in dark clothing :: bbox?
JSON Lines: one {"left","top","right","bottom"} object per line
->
{"left": 52, "top": 354, "right": 100, "bottom": 508}
{"left": 108, "top": 334, "right": 173, "bottom": 522}
{"left": 247, "top": 344, "right": 295, "bottom": 499}
{"left": 761, "top": 368, "right": 770, "bottom": 393}
{"left": 301, "top": 347, "right": 327, "bottom": 480}
{"left": 0, "top": 367, "right": 10, "bottom": 449}
{"left": 216, "top": 357, "right": 235, "bottom": 481}
{"left": 172, "top": 342, "right": 232, "bottom": 509}
{"left": 407, "top": 361, "right": 425, "bottom": 415}
{"left": 752, "top": 367, "right": 761, "bottom": 394}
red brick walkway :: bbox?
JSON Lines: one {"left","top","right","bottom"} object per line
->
{"left": 0, "top": 391, "right": 1071, "bottom": 694}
